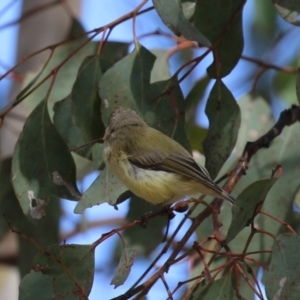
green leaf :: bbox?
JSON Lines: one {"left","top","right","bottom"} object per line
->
{"left": 264, "top": 234, "right": 300, "bottom": 299}
{"left": 71, "top": 55, "right": 105, "bottom": 142}
{"left": 272, "top": 0, "right": 300, "bottom": 25}
{"left": 12, "top": 99, "right": 80, "bottom": 220}
{"left": 219, "top": 94, "right": 300, "bottom": 263}
{"left": 194, "top": 0, "right": 245, "bottom": 77}
{"left": 91, "top": 143, "right": 105, "bottom": 168}
{"left": 0, "top": 158, "right": 28, "bottom": 240}
{"left": 226, "top": 177, "right": 278, "bottom": 243}
{"left": 203, "top": 80, "right": 241, "bottom": 179}
{"left": 273, "top": 56, "right": 299, "bottom": 106}
{"left": 185, "top": 76, "right": 210, "bottom": 125}
{"left": 296, "top": 68, "right": 300, "bottom": 104}
{"left": 153, "top": 0, "right": 211, "bottom": 46}
{"left": 191, "top": 274, "right": 241, "bottom": 300}
{"left": 182, "top": 2, "right": 196, "bottom": 20}
{"left": 150, "top": 49, "right": 171, "bottom": 83}
{"left": 99, "top": 44, "right": 156, "bottom": 125}
{"left": 150, "top": 77, "right": 191, "bottom": 150}
{"left": 19, "top": 271, "right": 54, "bottom": 300}
{"left": 188, "top": 124, "right": 207, "bottom": 153}
{"left": 99, "top": 44, "right": 190, "bottom": 150}
{"left": 33, "top": 244, "right": 94, "bottom": 299}
{"left": 111, "top": 248, "right": 136, "bottom": 288}
{"left": 74, "top": 168, "right": 128, "bottom": 213}
{"left": 233, "top": 94, "right": 274, "bottom": 159}
{"left": 100, "top": 41, "right": 129, "bottom": 67}
{"left": 122, "top": 196, "right": 167, "bottom": 256}
{"left": 53, "top": 95, "right": 92, "bottom": 158}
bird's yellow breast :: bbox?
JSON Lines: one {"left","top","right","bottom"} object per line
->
{"left": 104, "top": 147, "right": 199, "bottom": 204}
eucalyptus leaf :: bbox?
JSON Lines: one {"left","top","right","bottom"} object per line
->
{"left": 153, "top": 0, "right": 211, "bottom": 46}
{"left": 264, "top": 234, "right": 300, "bottom": 299}
{"left": 12, "top": 99, "right": 80, "bottom": 221}
{"left": 19, "top": 271, "right": 54, "bottom": 300}
{"left": 226, "top": 177, "right": 278, "bottom": 243}
{"left": 71, "top": 55, "right": 105, "bottom": 142}
{"left": 33, "top": 244, "right": 95, "bottom": 299}
{"left": 111, "top": 248, "right": 136, "bottom": 288}
{"left": 74, "top": 168, "right": 128, "bottom": 213}
{"left": 122, "top": 196, "right": 167, "bottom": 256}
{"left": 53, "top": 95, "right": 92, "bottom": 158}
{"left": 203, "top": 80, "right": 241, "bottom": 179}
{"left": 272, "top": 0, "right": 300, "bottom": 25}
{"left": 194, "top": 0, "right": 245, "bottom": 77}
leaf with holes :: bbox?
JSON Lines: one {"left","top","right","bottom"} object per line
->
{"left": 12, "top": 99, "right": 80, "bottom": 221}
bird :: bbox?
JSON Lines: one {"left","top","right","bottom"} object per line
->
{"left": 103, "top": 107, "right": 235, "bottom": 206}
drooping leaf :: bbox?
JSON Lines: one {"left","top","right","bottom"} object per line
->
{"left": 33, "top": 244, "right": 95, "bottom": 299}
{"left": 122, "top": 196, "right": 167, "bottom": 256}
{"left": 53, "top": 96, "right": 92, "bottom": 158}
{"left": 99, "top": 44, "right": 190, "bottom": 149}
{"left": 74, "top": 168, "right": 128, "bottom": 213}
{"left": 296, "top": 68, "right": 300, "bottom": 104}
{"left": 273, "top": 56, "right": 299, "bottom": 106}
{"left": 0, "top": 159, "right": 60, "bottom": 276}
{"left": 0, "top": 158, "right": 22, "bottom": 239}
{"left": 153, "top": 0, "right": 211, "bottom": 47}
{"left": 188, "top": 124, "right": 207, "bottom": 153}
{"left": 264, "top": 234, "right": 300, "bottom": 299}
{"left": 12, "top": 99, "right": 80, "bottom": 221}
{"left": 71, "top": 55, "right": 105, "bottom": 142}
{"left": 149, "top": 77, "right": 191, "bottom": 149}
{"left": 150, "top": 49, "right": 171, "bottom": 83}
{"left": 226, "top": 177, "right": 278, "bottom": 243}
{"left": 99, "top": 44, "right": 156, "bottom": 125}
{"left": 190, "top": 274, "right": 246, "bottom": 300}
{"left": 182, "top": 2, "right": 196, "bottom": 20}
{"left": 111, "top": 248, "right": 137, "bottom": 288}
{"left": 91, "top": 143, "right": 105, "bottom": 168}
{"left": 100, "top": 42, "right": 129, "bottom": 67}
{"left": 194, "top": 0, "right": 245, "bottom": 77}
{"left": 185, "top": 76, "right": 210, "bottom": 125}
{"left": 272, "top": 0, "right": 300, "bottom": 26}
{"left": 19, "top": 271, "right": 54, "bottom": 300}
{"left": 203, "top": 79, "right": 241, "bottom": 179}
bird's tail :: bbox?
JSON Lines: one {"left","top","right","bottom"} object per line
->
{"left": 221, "top": 190, "right": 235, "bottom": 205}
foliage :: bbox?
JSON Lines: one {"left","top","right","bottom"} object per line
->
{"left": 1, "top": 0, "right": 300, "bottom": 299}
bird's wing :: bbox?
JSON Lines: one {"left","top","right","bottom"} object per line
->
{"left": 129, "top": 150, "right": 213, "bottom": 185}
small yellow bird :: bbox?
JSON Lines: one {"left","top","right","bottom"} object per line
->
{"left": 103, "top": 107, "right": 235, "bottom": 205}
